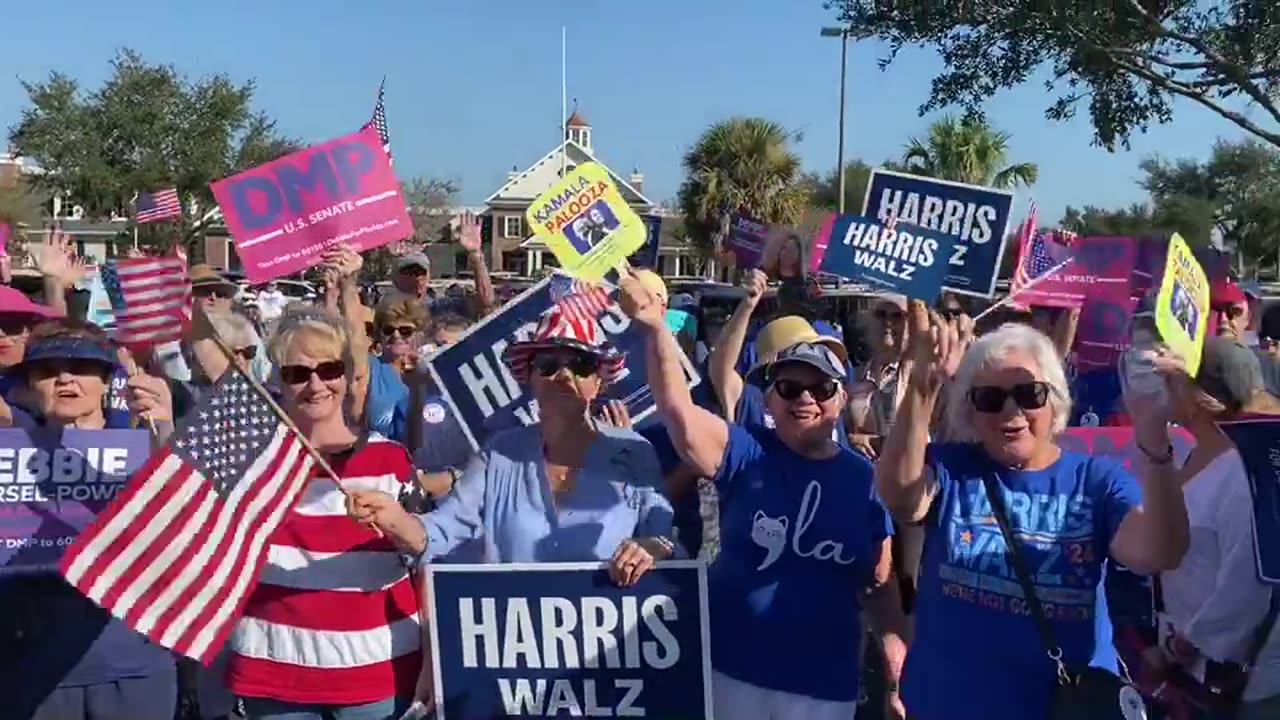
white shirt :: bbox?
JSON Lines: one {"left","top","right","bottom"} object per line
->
{"left": 256, "top": 289, "right": 288, "bottom": 322}
{"left": 1161, "top": 448, "right": 1279, "bottom": 699}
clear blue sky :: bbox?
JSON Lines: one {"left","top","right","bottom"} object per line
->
{"left": 1, "top": 0, "right": 1254, "bottom": 223}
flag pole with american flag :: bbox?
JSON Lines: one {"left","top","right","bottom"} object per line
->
{"left": 59, "top": 318, "right": 378, "bottom": 662}
{"left": 363, "top": 76, "right": 391, "bottom": 162}
{"left": 973, "top": 200, "right": 1074, "bottom": 324}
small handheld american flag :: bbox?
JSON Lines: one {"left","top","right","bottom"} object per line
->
{"left": 134, "top": 188, "right": 182, "bottom": 224}
{"left": 548, "top": 273, "right": 613, "bottom": 320}
{"left": 60, "top": 368, "right": 318, "bottom": 663}
{"left": 101, "top": 255, "right": 192, "bottom": 346}
{"left": 363, "top": 77, "right": 391, "bottom": 161}
{"left": 1011, "top": 231, "right": 1073, "bottom": 296}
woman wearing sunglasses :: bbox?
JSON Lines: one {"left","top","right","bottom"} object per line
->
{"left": 348, "top": 299, "right": 676, "bottom": 573}
{"left": 876, "top": 308, "right": 1190, "bottom": 720}
{"left": 223, "top": 309, "right": 423, "bottom": 720}
{"left": 0, "top": 320, "right": 179, "bottom": 720}
{"left": 615, "top": 272, "right": 907, "bottom": 720}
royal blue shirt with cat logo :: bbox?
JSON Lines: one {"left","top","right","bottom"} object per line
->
{"left": 903, "top": 443, "right": 1141, "bottom": 720}
{"left": 710, "top": 424, "right": 892, "bottom": 702}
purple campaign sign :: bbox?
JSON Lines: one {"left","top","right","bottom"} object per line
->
{"left": 726, "top": 215, "right": 767, "bottom": 268}
{"left": 0, "top": 428, "right": 151, "bottom": 575}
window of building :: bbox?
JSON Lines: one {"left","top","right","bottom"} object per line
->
{"left": 503, "top": 216, "right": 523, "bottom": 238}
{"left": 502, "top": 251, "right": 527, "bottom": 276}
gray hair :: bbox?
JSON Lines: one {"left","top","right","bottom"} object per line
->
{"left": 944, "top": 323, "right": 1072, "bottom": 441}
{"left": 205, "top": 310, "right": 261, "bottom": 350}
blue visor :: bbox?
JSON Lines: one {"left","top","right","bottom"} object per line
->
{"left": 21, "top": 335, "right": 118, "bottom": 370}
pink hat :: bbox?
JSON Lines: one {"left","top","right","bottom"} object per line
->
{"left": 0, "top": 286, "right": 60, "bottom": 319}
{"left": 1210, "top": 279, "right": 1247, "bottom": 307}
{"left": 504, "top": 301, "right": 625, "bottom": 384}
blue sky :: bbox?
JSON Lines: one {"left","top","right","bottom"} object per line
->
{"left": 1, "top": 0, "right": 1255, "bottom": 223}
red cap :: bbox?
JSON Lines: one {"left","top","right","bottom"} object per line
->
{"left": 1210, "top": 279, "right": 1247, "bottom": 307}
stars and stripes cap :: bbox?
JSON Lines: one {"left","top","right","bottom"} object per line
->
{"left": 503, "top": 302, "right": 624, "bottom": 385}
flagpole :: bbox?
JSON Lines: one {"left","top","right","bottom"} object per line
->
{"left": 972, "top": 257, "right": 1074, "bottom": 325}
{"left": 560, "top": 25, "right": 567, "bottom": 178}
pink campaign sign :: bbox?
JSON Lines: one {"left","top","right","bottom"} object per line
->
{"left": 211, "top": 126, "right": 412, "bottom": 283}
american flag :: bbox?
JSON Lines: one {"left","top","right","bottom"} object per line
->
{"left": 363, "top": 77, "right": 391, "bottom": 161}
{"left": 1011, "top": 231, "right": 1074, "bottom": 296}
{"left": 134, "top": 188, "right": 182, "bottom": 224}
{"left": 101, "top": 255, "right": 192, "bottom": 346}
{"left": 549, "top": 273, "right": 613, "bottom": 320}
{"left": 60, "top": 369, "right": 317, "bottom": 663}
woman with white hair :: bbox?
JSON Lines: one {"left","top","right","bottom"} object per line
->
{"left": 876, "top": 304, "right": 1190, "bottom": 720}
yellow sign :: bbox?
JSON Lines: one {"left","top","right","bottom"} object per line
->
{"left": 525, "top": 162, "right": 646, "bottom": 281}
{"left": 1154, "top": 233, "right": 1210, "bottom": 375}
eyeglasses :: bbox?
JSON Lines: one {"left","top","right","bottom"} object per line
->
{"left": 381, "top": 325, "right": 416, "bottom": 338}
{"left": 771, "top": 377, "right": 840, "bottom": 402}
{"left": 938, "top": 307, "right": 963, "bottom": 320}
{"left": 27, "top": 358, "right": 110, "bottom": 381}
{"left": 0, "top": 317, "right": 32, "bottom": 336}
{"left": 873, "top": 308, "right": 906, "bottom": 322}
{"left": 233, "top": 346, "right": 257, "bottom": 361}
{"left": 279, "top": 360, "right": 346, "bottom": 385}
{"left": 532, "top": 353, "right": 600, "bottom": 378}
{"left": 193, "top": 286, "right": 233, "bottom": 300}
{"left": 1213, "top": 304, "right": 1246, "bottom": 319}
{"left": 968, "top": 382, "right": 1051, "bottom": 414}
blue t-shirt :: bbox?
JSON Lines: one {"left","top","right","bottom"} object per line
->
{"left": 1070, "top": 366, "right": 1125, "bottom": 426}
{"left": 903, "top": 443, "right": 1141, "bottom": 720}
{"left": 709, "top": 424, "right": 892, "bottom": 701}
{"left": 365, "top": 355, "right": 410, "bottom": 442}
{"left": 635, "top": 424, "right": 702, "bottom": 556}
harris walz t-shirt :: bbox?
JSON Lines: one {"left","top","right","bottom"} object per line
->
{"left": 903, "top": 443, "right": 1140, "bottom": 720}
{"left": 710, "top": 424, "right": 892, "bottom": 702}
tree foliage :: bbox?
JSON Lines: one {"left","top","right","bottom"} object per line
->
{"left": 830, "top": 0, "right": 1280, "bottom": 150}
{"left": 359, "top": 177, "right": 460, "bottom": 282}
{"left": 678, "top": 117, "right": 810, "bottom": 257}
{"left": 901, "top": 116, "right": 1038, "bottom": 188}
{"left": 8, "top": 48, "right": 300, "bottom": 260}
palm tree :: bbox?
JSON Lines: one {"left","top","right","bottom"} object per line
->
{"left": 902, "top": 116, "right": 1038, "bottom": 189}
{"left": 677, "top": 117, "right": 809, "bottom": 257}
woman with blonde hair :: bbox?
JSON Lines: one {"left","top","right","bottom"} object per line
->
{"left": 223, "top": 307, "right": 422, "bottom": 720}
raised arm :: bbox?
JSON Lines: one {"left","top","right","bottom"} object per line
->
{"left": 619, "top": 269, "right": 728, "bottom": 479}
{"left": 457, "top": 213, "right": 494, "bottom": 316}
{"left": 708, "top": 269, "right": 765, "bottom": 422}
{"left": 36, "top": 227, "right": 84, "bottom": 317}
{"left": 876, "top": 302, "right": 958, "bottom": 523}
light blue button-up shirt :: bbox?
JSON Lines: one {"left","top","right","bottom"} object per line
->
{"left": 419, "top": 424, "right": 677, "bottom": 564}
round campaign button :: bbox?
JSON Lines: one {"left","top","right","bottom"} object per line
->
{"left": 423, "top": 403, "right": 446, "bottom": 424}
{"left": 1080, "top": 411, "right": 1100, "bottom": 427}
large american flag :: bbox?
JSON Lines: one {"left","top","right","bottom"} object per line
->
{"left": 101, "top": 255, "right": 192, "bottom": 346}
{"left": 549, "top": 273, "right": 613, "bottom": 320}
{"left": 135, "top": 188, "right": 182, "bottom": 224}
{"left": 60, "top": 369, "right": 317, "bottom": 663}
{"left": 363, "top": 78, "right": 391, "bottom": 161}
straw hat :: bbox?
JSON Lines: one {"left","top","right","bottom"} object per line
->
{"left": 747, "top": 315, "right": 847, "bottom": 385}
{"left": 190, "top": 264, "right": 236, "bottom": 292}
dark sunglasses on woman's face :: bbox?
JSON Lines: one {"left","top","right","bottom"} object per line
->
{"left": 771, "top": 377, "right": 840, "bottom": 402}
{"left": 381, "top": 325, "right": 416, "bottom": 338}
{"left": 279, "top": 360, "right": 346, "bottom": 385}
{"left": 194, "top": 286, "right": 233, "bottom": 300}
{"left": 233, "top": 346, "right": 257, "bottom": 361}
{"left": 873, "top": 308, "right": 906, "bottom": 322}
{"left": 532, "top": 353, "right": 600, "bottom": 378}
{"left": 0, "top": 316, "right": 31, "bottom": 336}
{"left": 28, "top": 358, "right": 109, "bottom": 381}
{"left": 968, "top": 381, "right": 1051, "bottom": 414}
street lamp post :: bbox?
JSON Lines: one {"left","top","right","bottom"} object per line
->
{"left": 820, "top": 26, "right": 851, "bottom": 213}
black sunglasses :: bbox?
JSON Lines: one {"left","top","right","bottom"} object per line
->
{"left": 279, "top": 360, "right": 346, "bottom": 385}
{"left": 194, "top": 286, "right": 233, "bottom": 300}
{"left": 532, "top": 353, "right": 600, "bottom": 378}
{"left": 28, "top": 358, "right": 111, "bottom": 381}
{"left": 381, "top": 325, "right": 416, "bottom": 338}
{"left": 873, "top": 308, "right": 906, "bottom": 322}
{"left": 937, "top": 307, "right": 963, "bottom": 320}
{"left": 968, "top": 382, "right": 1051, "bottom": 414}
{"left": 233, "top": 346, "right": 258, "bottom": 361}
{"left": 772, "top": 377, "right": 840, "bottom": 402}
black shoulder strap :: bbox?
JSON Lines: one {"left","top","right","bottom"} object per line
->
{"left": 979, "top": 472, "right": 1065, "bottom": 663}
{"left": 1247, "top": 585, "right": 1280, "bottom": 669}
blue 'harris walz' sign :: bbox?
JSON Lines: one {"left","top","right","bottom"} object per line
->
{"left": 429, "top": 562, "right": 714, "bottom": 720}
{"left": 862, "top": 169, "right": 1014, "bottom": 298}
{"left": 818, "top": 214, "right": 958, "bottom": 303}
{"left": 427, "top": 272, "right": 701, "bottom": 451}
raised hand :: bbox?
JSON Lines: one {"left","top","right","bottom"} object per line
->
{"left": 37, "top": 226, "right": 86, "bottom": 288}
{"left": 742, "top": 268, "right": 767, "bottom": 304}
{"left": 908, "top": 299, "right": 962, "bottom": 393}
{"left": 458, "top": 212, "right": 483, "bottom": 253}
{"left": 321, "top": 243, "right": 363, "bottom": 280}
{"left": 617, "top": 267, "right": 666, "bottom": 331}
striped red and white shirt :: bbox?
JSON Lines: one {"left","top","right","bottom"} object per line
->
{"left": 225, "top": 435, "right": 421, "bottom": 704}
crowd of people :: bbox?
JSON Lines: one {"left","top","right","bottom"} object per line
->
{"left": 0, "top": 222, "right": 1277, "bottom": 720}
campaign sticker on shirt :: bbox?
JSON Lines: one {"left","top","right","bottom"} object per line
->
{"left": 1080, "top": 411, "right": 1100, "bottom": 427}
{"left": 423, "top": 403, "right": 446, "bottom": 424}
